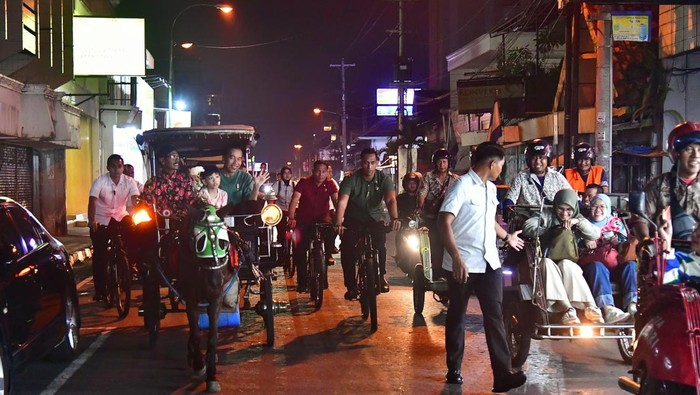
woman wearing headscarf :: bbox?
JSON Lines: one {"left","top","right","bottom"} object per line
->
{"left": 522, "top": 189, "right": 603, "bottom": 324}
{"left": 580, "top": 194, "right": 636, "bottom": 322}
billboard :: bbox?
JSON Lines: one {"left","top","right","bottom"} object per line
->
{"left": 376, "top": 88, "right": 416, "bottom": 117}
{"left": 74, "top": 17, "right": 146, "bottom": 76}
{"left": 612, "top": 11, "right": 652, "bottom": 42}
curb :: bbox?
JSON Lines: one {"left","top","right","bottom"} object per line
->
{"left": 68, "top": 247, "right": 93, "bottom": 268}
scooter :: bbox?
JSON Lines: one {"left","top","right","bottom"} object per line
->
{"left": 404, "top": 215, "right": 448, "bottom": 314}
{"left": 618, "top": 192, "right": 700, "bottom": 394}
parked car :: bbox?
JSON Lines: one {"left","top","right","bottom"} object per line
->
{"left": 0, "top": 197, "right": 80, "bottom": 393}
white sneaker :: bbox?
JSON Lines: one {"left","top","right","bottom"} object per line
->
{"left": 603, "top": 305, "right": 631, "bottom": 324}
{"left": 584, "top": 306, "right": 604, "bottom": 323}
{"left": 561, "top": 308, "right": 581, "bottom": 325}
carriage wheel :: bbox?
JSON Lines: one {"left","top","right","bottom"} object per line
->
{"left": 262, "top": 275, "right": 275, "bottom": 347}
{"left": 617, "top": 329, "right": 634, "bottom": 364}
{"left": 502, "top": 294, "right": 532, "bottom": 368}
{"left": 413, "top": 264, "right": 426, "bottom": 315}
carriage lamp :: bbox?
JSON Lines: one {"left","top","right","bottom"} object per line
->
{"left": 132, "top": 208, "right": 153, "bottom": 225}
{"left": 408, "top": 219, "right": 418, "bottom": 229}
{"left": 261, "top": 204, "right": 283, "bottom": 226}
{"left": 406, "top": 234, "right": 420, "bottom": 252}
{"left": 579, "top": 326, "right": 595, "bottom": 338}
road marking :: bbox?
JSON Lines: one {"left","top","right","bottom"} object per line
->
{"left": 39, "top": 330, "right": 112, "bottom": 395}
{"left": 76, "top": 276, "right": 92, "bottom": 291}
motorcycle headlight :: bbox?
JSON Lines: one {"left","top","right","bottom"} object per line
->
{"left": 132, "top": 209, "right": 152, "bottom": 225}
{"left": 406, "top": 234, "right": 420, "bottom": 251}
{"left": 408, "top": 220, "right": 418, "bottom": 229}
{"left": 261, "top": 203, "right": 283, "bottom": 226}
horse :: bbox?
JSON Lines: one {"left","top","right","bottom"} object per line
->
{"left": 178, "top": 205, "right": 245, "bottom": 393}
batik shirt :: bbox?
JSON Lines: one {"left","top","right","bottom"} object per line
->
{"left": 644, "top": 171, "right": 700, "bottom": 225}
{"left": 505, "top": 168, "right": 572, "bottom": 206}
{"left": 418, "top": 170, "right": 459, "bottom": 218}
{"left": 142, "top": 170, "right": 197, "bottom": 221}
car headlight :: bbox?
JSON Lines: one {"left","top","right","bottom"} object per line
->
{"left": 261, "top": 203, "right": 283, "bottom": 226}
{"left": 406, "top": 234, "right": 420, "bottom": 251}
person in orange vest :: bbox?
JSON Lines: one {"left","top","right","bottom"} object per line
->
{"left": 564, "top": 142, "right": 609, "bottom": 194}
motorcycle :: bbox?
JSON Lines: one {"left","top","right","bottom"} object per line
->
{"left": 404, "top": 215, "right": 448, "bottom": 314}
{"left": 618, "top": 192, "right": 700, "bottom": 394}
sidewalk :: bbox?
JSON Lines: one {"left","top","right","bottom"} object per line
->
{"left": 57, "top": 225, "right": 92, "bottom": 267}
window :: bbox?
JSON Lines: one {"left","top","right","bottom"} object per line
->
{"left": 22, "top": 0, "right": 37, "bottom": 55}
{"left": 7, "top": 206, "right": 45, "bottom": 253}
{"left": 0, "top": 210, "right": 24, "bottom": 261}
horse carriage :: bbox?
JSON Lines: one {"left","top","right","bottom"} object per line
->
{"left": 501, "top": 204, "right": 635, "bottom": 368}
{"left": 129, "top": 125, "right": 283, "bottom": 392}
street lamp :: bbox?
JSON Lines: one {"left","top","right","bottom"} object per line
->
{"left": 313, "top": 107, "right": 347, "bottom": 170}
{"left": 168, "top": 4, "right": 232, "bottom": 127}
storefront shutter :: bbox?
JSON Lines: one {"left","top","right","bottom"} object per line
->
{"left": 0, "top": 144, "right": 34, "bottom": 211}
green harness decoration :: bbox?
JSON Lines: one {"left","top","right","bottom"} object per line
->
{"left": 193, "top": 205, "right": 229, "bottom": 260}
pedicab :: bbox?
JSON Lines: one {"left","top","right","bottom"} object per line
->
{"left": 131, "top": 125, "right": 283, "bottom": 350}
{"left": 501, "top": 204, "right": 635, "bottom": 368}
{"left": 618, "top": 192, "right": 700, "bottom": 394}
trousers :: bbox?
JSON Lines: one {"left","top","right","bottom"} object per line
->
{"left": 445, "top": 265, "right": 512, "bottom": 378}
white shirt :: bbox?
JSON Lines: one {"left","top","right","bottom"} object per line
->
{"left": 440, "top": 169, "right": 500, "bottom": 273}
{"left": 90, "top": 173, "right": 140, "bottom": 225}
{"left": 274, "top": 179, "right": 296, "bottom": 211}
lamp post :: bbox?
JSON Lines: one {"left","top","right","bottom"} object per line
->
{"left": 293, "top": 144, "right": 303, "bottom": 178}
{"left": 168, "top": 4, "right": 232, "bottom": 127}
{"left": 313, "top": 107, "right": 346, "bottom": 169}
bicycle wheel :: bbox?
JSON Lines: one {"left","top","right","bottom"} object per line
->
{"left": 114, "top": 252, "right": 131, "bottom": 319}
{"left": 364, "top": 257, "right": 378, "bottom": 332}
{"left": 105, "top": 254, "right": 116, "bottom": 309}
{"left": 310, "top": 243, "right": 324, "bottom": 309}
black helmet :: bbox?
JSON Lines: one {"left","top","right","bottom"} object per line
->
{"left": 525, "top": 139, "right": 552, "bottom": 163}
{"left": 432, "top": 147, "right": 451, "bottom": 164}
{"left": 573, "top": 142, "right": 596, "bottom": 163}
{"left": 402, "top": 172, "right": 422, "bottom": 191}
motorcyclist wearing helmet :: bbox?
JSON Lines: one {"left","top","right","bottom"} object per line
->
{"left": 504, "top": 139, "right": 572, "bottom": 212}
{"left": 395, "top": 172, "right": 422, "bottom": 267}
{"left": 636, "top": 121, "right": 700, "bottom": 242}
{"left": 418, "top": 148, "right": 460, "bottom": 278}
{"left": 564, "top": 142, "right": 609, "bottom": 193}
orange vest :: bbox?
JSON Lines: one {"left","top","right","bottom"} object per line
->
{"left": 564, "top": 166, "right": 604, "bottom": 192}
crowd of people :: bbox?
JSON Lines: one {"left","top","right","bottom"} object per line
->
{"left": 84, "top": 121, "right": 700, "bottom": 391}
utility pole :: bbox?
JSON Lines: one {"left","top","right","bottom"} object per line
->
{"left": 594, "top": 6, "right": 613, "bottom": 189}
{"left": 330, "top": 58, "right": 355, "bottom": 171}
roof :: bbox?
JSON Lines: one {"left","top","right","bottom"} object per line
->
{"left": 141, "top": 125, "right": 257, "bottom": 159}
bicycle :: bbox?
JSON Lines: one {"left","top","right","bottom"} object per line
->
{"left": 105, "top": 218, "right": 133, "bottom": 320}
{"left": 306, "top": 223, "right": 333, "bottom": 309}
{"left": 345, "top": 226, "right": 386, "bottom": 332}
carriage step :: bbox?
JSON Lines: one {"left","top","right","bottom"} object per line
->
{"left": 198, "top": 309, "right": 240, "bottom": 329}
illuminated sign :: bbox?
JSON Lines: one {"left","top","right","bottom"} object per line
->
{"left": 612, "top": 11, "right": 652, "bottom": 42}
{"left": 74, "top": 17, "right": 146, "bottom": 76}
{"left": 376, "top": 105, "right": 414, "bottom": 117}
{"left": 376, "top": 88, "right": 416, "bottom": 105}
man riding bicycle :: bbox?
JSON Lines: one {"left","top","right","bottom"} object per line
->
{"left": 88, "top": 154, "right": 140, "bottom": 301}
{"left": 287, "top": 160, "right": 338, "bottom": 292}
{"left": 335, "top": 148, "right": 401, "bottom": 299}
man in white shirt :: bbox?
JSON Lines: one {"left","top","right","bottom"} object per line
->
{"left": 88, "top": 154, "right": 140, "bottom": 301}
{"left": 439, "top": 142, "right": 526, "bottom": 391}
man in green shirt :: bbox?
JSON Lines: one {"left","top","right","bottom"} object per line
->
{"left": 219, "top": 145, "right": 269, "bottom": 207}
{"left": 335, "top": 148, "right": 401, "bottom": 299}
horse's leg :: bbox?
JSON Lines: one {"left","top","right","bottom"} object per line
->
{"left": 205, "top": 297, "right": 222, "bottom": 392}
{"left": 185, "top": 297, "right": 205, "bottom": 376}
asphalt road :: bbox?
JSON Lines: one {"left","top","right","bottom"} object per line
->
{"left": 13, "top": 237, "right": 631, "bottom": 394}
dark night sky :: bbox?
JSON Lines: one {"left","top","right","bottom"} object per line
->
{"left": 116, "top": 0, "right": 430, "bottom": 171}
